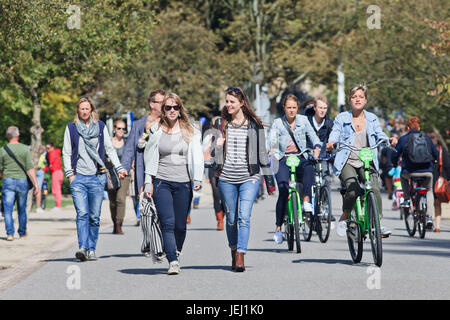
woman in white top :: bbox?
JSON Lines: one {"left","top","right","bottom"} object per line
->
{"left": 143, "top": 93, "right": 204, "bottom": 275}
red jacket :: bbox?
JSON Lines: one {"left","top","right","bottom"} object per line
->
{"left": 44, "top": 148, "right": 62, "bottom": 173}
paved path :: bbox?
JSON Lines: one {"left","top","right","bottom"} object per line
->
{"left": 1, "top": 181, "right": 449, "bottom": 300}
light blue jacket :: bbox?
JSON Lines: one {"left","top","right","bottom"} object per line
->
{"left": 143, "top": 123, "right": 204, "bottom": 188}
{"left": 269, "top": 115, "right": 321, "bottom": 160}
{"left": 328, "top": 110, "right": 388, "bottom": 176}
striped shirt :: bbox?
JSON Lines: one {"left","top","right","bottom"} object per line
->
{"left": 219, "top": 122, "right": 260, "bottom": 184}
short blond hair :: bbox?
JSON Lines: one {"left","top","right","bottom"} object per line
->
{"left": 74, "top": 97, "right": 98, "bottom": 124}
{"left": 314, "top": 96, "right": 328, "bottom": 108}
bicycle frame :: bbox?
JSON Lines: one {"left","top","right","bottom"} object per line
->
{"left": 286, "top": 155, "right": 303, "bottom": 226}
{"left": 336, "top": 140, "right": 392, "bottom": 233}
{"left": 285, "top": 149, "right": 313, "bottom": 226}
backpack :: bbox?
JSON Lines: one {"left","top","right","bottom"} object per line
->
{"left": 405, "top": 132, "right": 433, "bottom": 164}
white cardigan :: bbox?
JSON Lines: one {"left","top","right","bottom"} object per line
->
{"left": 143, "top": 123, "right": 204, "bottom": 190}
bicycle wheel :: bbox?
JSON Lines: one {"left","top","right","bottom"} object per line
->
{"left": 403, "top": 206, "right": 416, "bottom": 237}
{"left": 417, "top": 195, "right": 427, "bottom": 239}
{"left": 291, "top": 191, "right": 301, "bottom": 253}
{"left": 346, "top": 215, "right": 363, "bottom": 264}
{"left": 301, "top": 210, "right": 313, "bottom": 242}
{"left": 317, "top": 186, "right": 332, "bottom": 243}
{"left": 285, "top": 221, "right": 294, "bottom": 252}
{"left": 367, "top": 192, "right": 383, "bottom": 267}
{"left": 41, "top": 196, "right": 46, "bottom": 209}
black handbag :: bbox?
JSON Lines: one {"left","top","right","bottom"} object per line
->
{"left": 3, "top": 145, "right": 35, "bottom": 190}
{"left": 104, "top": 156, "right": 121, "bottom": 191}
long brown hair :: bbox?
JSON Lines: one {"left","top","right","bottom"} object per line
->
{"left": 222, "top": 87, "right": 264, "bottom": 128}
{"left": 159, "top": 92, "right": 194, "bottom": 142}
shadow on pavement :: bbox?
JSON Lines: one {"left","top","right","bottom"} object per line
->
{"left": 292, "top": 258, "right": 357, "bottom": 266}
{"left": 119, "top": 265, "right": 232, "bottom": 275}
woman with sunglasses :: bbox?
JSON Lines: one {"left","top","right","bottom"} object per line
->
{"left": 108, "top": 120, "right": 130, "bottom": 235}
{"left": 143, "top": 93, "right": 204, "bottom": 275}
{"left": 212, "top": 87, "right": 275, "bottom": 272}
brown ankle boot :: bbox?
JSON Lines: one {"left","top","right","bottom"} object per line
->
{"left": 116, "top": 222, "right": 124, "bottom": 235}
{"left": 216, "top": 211, "right": 224, "bottom": 230}
{"left": 231, "top": 248, "right": 237, "bottom": 271}
{"left": 235, "top": 252, "right": 245, "bottom": 272}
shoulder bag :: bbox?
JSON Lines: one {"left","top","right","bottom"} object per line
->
{"left": 434, "top": 146, "right": 450, "bottom": 203}
{"left": 3, "top": 145, "right": 35, "bottom": 190}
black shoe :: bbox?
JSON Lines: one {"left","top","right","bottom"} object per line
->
{"left": 331, "top": 215, "right": 336, "bottom": 222}
{"left": 75, "top": 248, "right": 88, "bottom": 262}
{"left": 87, "top": 250, "right": 98, "bottom": 261}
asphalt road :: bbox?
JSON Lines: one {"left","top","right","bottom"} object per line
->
{"left": 1, "top": 181, "right": 449, "bottom": 300}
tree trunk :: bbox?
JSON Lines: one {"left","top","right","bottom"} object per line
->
{"left": 28, "top": 87, "right": 44, "bottom": 167}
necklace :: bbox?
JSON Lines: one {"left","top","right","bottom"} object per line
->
{"left": 230, "top": 117, "right": 247, "bottom": 129}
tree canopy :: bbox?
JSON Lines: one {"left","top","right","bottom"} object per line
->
{"left": 1, "top": 0, "right": 448, "bottom": 154}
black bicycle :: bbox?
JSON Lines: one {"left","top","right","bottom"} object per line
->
{"left": 402, "top": 177, "right": 428, "bottom": 239}
{"left": 302, "top": 154, "right": 335, "bottom": 243}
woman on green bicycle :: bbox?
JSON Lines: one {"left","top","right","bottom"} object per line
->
{"left": 326, "top": 84, "right": 397, "bottom": 238}
{"left": 269, "top": 94, "right": 321, "bottom": 244}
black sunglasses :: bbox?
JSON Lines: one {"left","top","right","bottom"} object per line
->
{"left": 164, "top": 105, "right": 181, "bottom": 111}
{"left": 115, "top": 127, "right": 126, "bottom": 131}
{"left": 226, "top": 87, "right": 241, "bottom": 94}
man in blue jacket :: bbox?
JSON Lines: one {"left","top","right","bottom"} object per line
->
{"left": 391, "top": 116, "right": 438, "bottom": 228}
{"left": 121, "top": 89, "right": 165, "bottom": 197}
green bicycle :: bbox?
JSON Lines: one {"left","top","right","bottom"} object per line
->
{"left": 284, "top": 149, "right": 313, "bottom": 253}
{"left": 335, "top": 139, "right": 393, "bottom": 267}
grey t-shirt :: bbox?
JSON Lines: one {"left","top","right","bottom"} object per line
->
{"left": 347, "top": 128, "right": 368, "bottom": 168}
{"left": 155, "top": 131, "right": 190, "bottom": 182}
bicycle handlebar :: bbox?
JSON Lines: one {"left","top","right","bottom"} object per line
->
{"left": 334, "top": 139, "right": 393, "bottom": 153}
{"left": 286, "top": 148, "right": 314, "bottom": 158}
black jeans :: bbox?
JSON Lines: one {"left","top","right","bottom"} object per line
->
{"left": 208, "top": 168, "right": 224, "bottom": 214}
{"left": 274, "top": 156, "right": 314, "bottom": 227}
{"left": 153, "top": 178, "right": 192, "bottom": 262}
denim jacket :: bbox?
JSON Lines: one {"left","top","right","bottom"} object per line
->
{"left": 328, "top": 110, "right": 388, "bottom": 176}
{"left": 269, "top": 115, "right": 321, "bottom": 160}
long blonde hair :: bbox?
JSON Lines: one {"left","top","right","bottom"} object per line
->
{"left": 159, "top": 93, "right": 194, "bottom": 142}
{"left": 74, "top": 96, "right": 98, "bottom": 124}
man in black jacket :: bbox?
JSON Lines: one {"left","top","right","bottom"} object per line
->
{"left": 392, "top": 117, "right": 438, "bottom": 228}
{"left": 306, "top": 96, "right": 335, "bottom": 221}
{"left": 306, "top": 96, "right": 334, "bottom": 159}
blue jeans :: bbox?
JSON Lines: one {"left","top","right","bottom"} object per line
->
{"left": 36, "top": 169, "right": 45, "bottom": 190}
{"left": 218, "top": 179, "right": 260, "bottom": 254}
{"left": 2, "top": 178, "right": 29, "bottom": 236}
{"left": 152, "top": 178, "right": 192, "bottom": 263}
{"left": 70, "top": 174, "right": 106, "bottom": 251}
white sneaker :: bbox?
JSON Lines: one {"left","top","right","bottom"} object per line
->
{"left": 36, "top": 208, "right": 45, "bottom": 214}
{"left": 51, "top": 207, "right": 61, "bottom": 212}
{"left": 273, "top": 230, "right": 283, "bottom": 244}
{"left": 168, "top": 261, "right": 180, "bottom": 275}
{"left": 303, "top": 202, "right": 313, "bottom": 213}
{"left": 336, "top": 220, "right": 347, "bottom": 237}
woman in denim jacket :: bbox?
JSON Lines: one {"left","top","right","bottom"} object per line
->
{"left": 269, "top": 94, "right": 321, "bottom": 244}
{"left": 326, "top": 85, "right": 397, "bottom": 238}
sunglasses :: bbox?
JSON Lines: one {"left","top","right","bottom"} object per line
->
{"left": 226, "top": 87, "right": 241, "bottom": 94}
{"left": 164, "top": 105, "right": 181, "bottom": 111}
{"left": 151, "top": 99, "right": 164, "bottom": 104}
{"left": 115, "top": 127, "right": 126, "bottom": 131}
